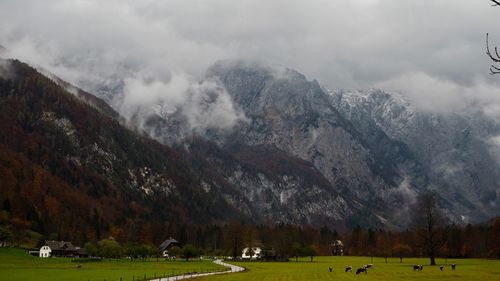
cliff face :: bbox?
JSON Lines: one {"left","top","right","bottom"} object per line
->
{"left": 132, "top": 60, "right": 499, "bottom": 227}
{"left": 202, "top": 61, "right": 428, "bottom": 227}
{"left": 330, "top": 88, "right": 500, "bottom": 222}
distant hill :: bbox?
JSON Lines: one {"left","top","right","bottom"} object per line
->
{"left": 0, "top": 59, "right": 247, "bottom": 244}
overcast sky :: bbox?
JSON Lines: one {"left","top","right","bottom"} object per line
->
{"left": 1, "top": 0, "right": 500, "bottom": 114}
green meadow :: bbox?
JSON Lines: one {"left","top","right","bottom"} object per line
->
{"left": 195, "top": 256, "right": 500, "bottom": 281}
{"left": 0, "top": 248, "right": 225, "bottom": 281}
{"left": 1, "top": 248, "right": 499, "bottom": 281}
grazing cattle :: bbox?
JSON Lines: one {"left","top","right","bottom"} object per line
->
{"left": 413, "top": 265, "right": 423, "bottom": 271}
{"left": 329, "top": 267, "right": 333, "bottom": 272}
{"left": 451, "top": 264, "right": 456, "bottom": 270}
{"left": 440, "top": 265, "right": 444, "bottom": 271}
{"left": 345, "top": 266, "right": 352, "bottom": 272}
{"left": 356, "top": 268, "right": 367, "bottom": 275}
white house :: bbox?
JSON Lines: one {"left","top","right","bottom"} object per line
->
{"left": 241, "top": 247, "right": 262, "bottom": 259}
{"left": 39, "top": 240, "right": 77, "bottom": 258}
{"left": 39, "top": 245, "right": 51, "bottom": 258}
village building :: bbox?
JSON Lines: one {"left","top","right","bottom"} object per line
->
{"left": 75, "top": 247, "right": 89, "bottom": 258}
{"left": 331, "top": 240, "right": 344, "bottom": 256}
{"left": 159, "top": 237, "right": 179, "bottom": 257}
{"left": 241, "top": 247, "right": 262, "bottom": 259}
{"left": 39, "top": 240, "right": 78, "bottom": 258}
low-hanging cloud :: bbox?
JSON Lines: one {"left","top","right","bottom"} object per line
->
{"left": 375, "top": 72, "right": 500, "bottom": 118}
{"left": 117, "top": 73, "right": 247, "bottom": 138}
{"left": 1, "top": 0, "right": 500, "bottom": 127}
{"left": 0, "top": 59, "right": 12, "bottom": 80}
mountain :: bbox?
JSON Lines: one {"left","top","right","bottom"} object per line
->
{"left": 0, "top": 59, "right": 248, "bottom": 243}
{"left": 175, "top": 137, "right": 364, "bottom": 229}
{"left": 329, "top": 88, "right": 500, "bottom": 222}
{"left": 204, "top": 61, "right": 428, "bottom": 227}
{"left": 3, "top": 56, "right": 497, "bottom": 236}
{"left": 140, "top": 60, "right": 499, "bottom": 227}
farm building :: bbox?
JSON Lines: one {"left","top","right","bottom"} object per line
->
{"left": 39, "top": 240, "right": 78, "bottom": 258}
{"left": 159, "top": 237, "right": 179, "bottom": 257}
{"left": 242, "top": 247, "right": 262, "bottom": 259}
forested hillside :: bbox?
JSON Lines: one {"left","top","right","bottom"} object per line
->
{"left": 0, "top": 59, "right": 245, "bottom": 245}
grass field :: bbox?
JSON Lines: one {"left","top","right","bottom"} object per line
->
{"left": 195, "top": 256, "right": 500, "bottom": 281}
{"left": 1, "top": 249, "right": 499, "bottom": 281}
{"left": 0, "top": 248, "right": 225, "bottom": 281}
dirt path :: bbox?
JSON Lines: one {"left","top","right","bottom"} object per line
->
{"left": 150, "top": 259, "right": 245, "bottom": 281}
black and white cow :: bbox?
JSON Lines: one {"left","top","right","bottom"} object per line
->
{"left": 413, "top": 265, "right": 424, "bottom": 271}
{"left": 356, "top": 267, "right": 368, "bottom": 275}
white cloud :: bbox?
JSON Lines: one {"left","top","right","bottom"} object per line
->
{"left": 0, "top": 59, "right": 12, "bottom": 79}
{"left": 117, "top": 73, "right": 246, "bottom": 135}
{"left": 1, "top": 0, "right": 500, "bottom": 127}
{"left": 376, "top": 72, "right": 500, "bottom": 118}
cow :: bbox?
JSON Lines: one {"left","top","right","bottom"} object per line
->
{"left": 329, "top": 266, "right": 333, "bottom": 272}
{"left": 451, "top": 264, "right": 456, "bottom": 270}
{"left": 356, "top": 267, "right": 367, "bottom": 275}
{"left": 345, "top": 266, "right": 352, "bottom": 272}
{"left": 364, "top": 264, "right": 373, "bottom": 269}
{"left": 413, "top": 265, "right": 423, "bottom": 271}
{"left": 440, "top": 265, "right": 444, "bottom": 271}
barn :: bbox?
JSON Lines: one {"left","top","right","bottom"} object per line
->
{"left": 39, "top": 240, "right": 78, "bottom": 258}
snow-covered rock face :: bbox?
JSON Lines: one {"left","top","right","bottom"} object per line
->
{"left": 203, "top": 60, "right": 499, "bottom": 226}
{"left": 127, "top": 60, "right": 498, "bottom": 227}
{"left": 329, "top": 88, "right": 500, "bottom": 223}
{"left": 204, "top": 61, "right": 428, "bottom": 227}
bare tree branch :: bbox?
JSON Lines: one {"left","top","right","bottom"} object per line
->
{"left": 487, "top": 33, "right": 500, "bottom": 74}
{"left": 491, "top": 65, "right": 500, "bottom": 75}
{"left": 486, "top": 34, "right": 500, "bottom": 62}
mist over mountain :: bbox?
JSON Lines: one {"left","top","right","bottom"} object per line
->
{"left": 2, "top": 44, "right": 500, "bottom": 233}
{"left": 0, "top": 59, "right": 255, "bottom": 242}
{"left": 130, "top": 60, "right": 499, "bottom": 227}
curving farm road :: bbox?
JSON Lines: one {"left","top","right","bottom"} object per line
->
{"left": 150, "top": 259, "right": 245, "bottom": 281}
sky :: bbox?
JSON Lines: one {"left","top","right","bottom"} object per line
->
{"left": 1, "top": 0, "right": 500, "bottom": 116}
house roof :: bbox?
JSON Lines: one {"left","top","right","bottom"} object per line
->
{"left": 76, "top": 247, "right": 88, "bottom": 255}
{"left": 44, "top": 240, "right": 77, "bottom": 251}
{"left": 159, "top": 238, "right": 179, "bottom": 251}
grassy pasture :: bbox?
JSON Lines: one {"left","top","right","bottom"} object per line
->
{"left": 0, "top": 248, "right": 225, "bottom": 281}
{"left": 1, "top": 248, "right": 499, "bottom": 281}
{"left": 195, "top": 256, "right": 500, "bottom": 281}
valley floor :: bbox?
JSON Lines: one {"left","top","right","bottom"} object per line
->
{"left": 1, "top": 248, "right": 499, "bottom": 281}
{"left": 194, "top": 256, "right": 500, "bottom": 281}
{"left": 0, "top": 248, "right": 225, "bottom": 281}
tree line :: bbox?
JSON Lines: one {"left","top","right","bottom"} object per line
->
{"left": 77, "top": 215, "right": 500, "bottom": 261}
{"left": 1, "top": 208, "right": 498, "bottom": 261}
